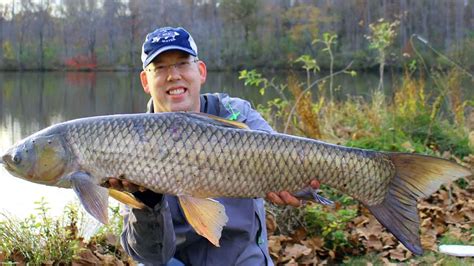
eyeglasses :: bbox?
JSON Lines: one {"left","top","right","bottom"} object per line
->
{"left": 146, "top": 58, "right": 199, "bottom": 75}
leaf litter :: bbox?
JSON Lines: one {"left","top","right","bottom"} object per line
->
{"left": 266, "top": 156, "right": 473, "bottom": 264}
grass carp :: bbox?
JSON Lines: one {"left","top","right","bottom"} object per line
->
{"left": 1, "top": 112, "right": 471, "bottom": 254}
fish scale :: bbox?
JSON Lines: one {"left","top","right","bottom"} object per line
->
{"left": 63, "top": 113, "right": 392, "bottom": 204}
{"left": 3, "top": 111, "right": 470, "bottom": 254}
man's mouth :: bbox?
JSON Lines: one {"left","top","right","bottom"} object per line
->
{"left": 168, "top": 87, "right": 187, "bottom": 95}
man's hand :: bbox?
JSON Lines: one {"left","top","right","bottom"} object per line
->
{"left": 266, "top": 180, "right": 320, "bottom": 207}
{"left": 105, "top": 178, "right": 164, "bottom": 208}
{"left": 105, "top": 178, "right": 141, "bottom": 193}
{"left": 105, "top": 178, "right": 320, "bottom": 207}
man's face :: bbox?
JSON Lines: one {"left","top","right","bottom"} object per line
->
{"left": 140, "top": 50, "right": 207, "bottom": 112}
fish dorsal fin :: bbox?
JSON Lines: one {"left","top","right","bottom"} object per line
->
{"left": 69, "top": 171, "right": 109, "bottom": 224}
{"left": 178, "top": 195, "right": 229, "bottom": 247}
{"left": 108, "top": 188, "right": 146, "bottom": 209}
{"left": 185, "top": 112, "right": 249, "bottom": 129}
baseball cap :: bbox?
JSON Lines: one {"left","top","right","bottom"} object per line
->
{"left": 141, "top": 27, "right": 198, "bottom": 69}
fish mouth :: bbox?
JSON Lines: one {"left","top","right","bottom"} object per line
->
{"left": 0, "top": 153, "right": 12, "bottom": 172}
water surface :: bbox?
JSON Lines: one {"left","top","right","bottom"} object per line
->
{"left": 0, "top": 70, "right": 470, "bottom": 218}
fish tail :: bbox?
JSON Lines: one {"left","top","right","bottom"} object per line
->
{"left": 368, "top": 153, "right": 472, "bottom": 255}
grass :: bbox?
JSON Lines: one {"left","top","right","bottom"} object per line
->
{"left": 243, "top": 54, "right": 473, "bottom": 263}
{"left": 0, "top": 199, "right": 129, "bottom": 264}
{"left": 0, "top": 58, "right": 472, "bottom": 264}
{"left": 0, "top": 198, "right": 82, "bottom": 264}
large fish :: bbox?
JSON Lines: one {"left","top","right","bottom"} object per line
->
{"left": 0, "top": 112, "right": 471, "bottom": 254}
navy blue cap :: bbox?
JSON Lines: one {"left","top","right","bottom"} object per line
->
{"left": 141, "top": 27, "right": 198, "bottom": 69}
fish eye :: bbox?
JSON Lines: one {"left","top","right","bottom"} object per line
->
{"left": 12, "top": 154, "right": 21, "bottom": 164}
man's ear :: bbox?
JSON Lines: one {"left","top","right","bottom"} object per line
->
{"left": 140, "top": 70, "right": 150, "bottom": 94}
{"left": 198, "top": 61, "right": 207, "bottom": 84}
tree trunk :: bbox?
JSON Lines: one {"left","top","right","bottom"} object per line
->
{"left": 39, "top": 28, "right": 44, "bottom": 69}
{"left": 454, "top": 0, "right": 464, "bottom": 48}
{"left": 445, "top": 1, "right": 451, "bottom": 50}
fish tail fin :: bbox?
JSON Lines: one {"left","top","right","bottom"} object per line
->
{"left": 368, "top": 153, "right": 472, "bottom": 255}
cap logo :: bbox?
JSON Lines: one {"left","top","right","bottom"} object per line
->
{"left": 151, "top": 30, "right": 180, "bottom": 44}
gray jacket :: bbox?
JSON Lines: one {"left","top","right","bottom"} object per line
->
{"left": 120, "top": 93, "right": 274, "bottom": 266}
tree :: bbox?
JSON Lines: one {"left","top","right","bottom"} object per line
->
{"left": 283, "top": 4, "right": 321, "bottom": 56}
{"left": 32, "top": 0, "right": 52, "bottom": 69}
{"left": 220, "top": 0, "right": 259, "bottom": 43}
{"left": 102, "top": 0, "right": 123, "bottom": 65}
{"left": 366, "top": 19, "right": 399, "bottom": 91}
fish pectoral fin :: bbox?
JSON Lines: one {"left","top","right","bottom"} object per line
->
{"left": 293, "top": 187, "right": 334, "bottom": 205}
{"left": 178, "top": 196, "right": 229, "bottom": 247}
{"left": 108, "top": 188, "right": 146, "bottom": 209}
{"left": 69, "top": 171, "right": 109, "bottom": 224}
{"left": 186, "top": 112, "right": 249, "bottom": 129}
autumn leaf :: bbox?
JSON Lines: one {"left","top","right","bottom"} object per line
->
{"left": 366, "top": 235, "right": 383, "bottom": 250}
{"left": 282, "top": 244, "right": 312, "bottom": 261}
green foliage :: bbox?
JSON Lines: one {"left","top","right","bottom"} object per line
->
{"left": 304, "top": 204, "right": 358, "bottom": 251}
{"left": 439, "top": 234, "right": 468, "bottom": 246}
{"left": 283, "top": 5, "right": 321, "bottom": 51}
{"left": 365, "top": 19, "right": 399, "bottom": 90}
{"left": 0, "top": 198, "right": 81, "bottom": 264}
{"left": 295, "top": 54, "right": 319, "bottom": 73}
{"left": 366, "top": 19, "right": 399, "bottom": 53}
{"left": 87, "top": 205, "right": 126, "bottom": 259}
{"left": 256, "top": 98, "right": 290, "bottom": 130}
{"left": 0, "top": 199, "right": 130, "bottom": 264}
{"left": 239, "top": 69, "right": 269, "bottom": 95}
{"left": 313, "top": 32, "right": 338, "bottom": 100}
{"left": 2, "top": 41, "right": 15, "bottom": 61}
{"left": 244, "top": 33, "right": 473, "bottom": 257}
{"left": 319, "top": 185, "right": 357, "bottom": 206}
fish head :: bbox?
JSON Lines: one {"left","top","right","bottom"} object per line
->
{"left": 1, "top": 134, "right": 70, "bottom": 186}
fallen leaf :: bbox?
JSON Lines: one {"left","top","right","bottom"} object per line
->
{"left": 266, "top": 214, "right": 277, "bottom": 235}
{"left": 381, "top": 234, "right": 397, "bottom": 249}
{"left": 72, "top": 249, "right": 101, "bottom": 265}
{"left": 420, "top": 230, "right": 437, "bottom": 251}
{"left": 268, "top": 237, "right": 282, "bottom": 259}
{"left": 284, "top": 244, "right": 312, "bottom": 259}
{"left": 300, "top": 237, "right": 325, "bottom": 251}
{"left": 291, "top": 227, "right": 307, "bottom": 242}
{"left": 328, "top": 249, "right": 336, "bottom": 259}
{"left": 367, "top": 235, "right": 383, "bottom": 250}
{"left": 388, "top": 248, "right": 408, "bottom": 261}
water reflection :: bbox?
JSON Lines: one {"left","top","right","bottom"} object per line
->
{"left": 0, "top": 71, "right": 150, "bottom": 218}
{"left": 0, "top": 70, "right": 470, "bottom": 217}
{"left": 0, "top": 70, "right": 387, "bottom": 145}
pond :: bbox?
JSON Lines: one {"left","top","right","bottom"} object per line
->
{"left": 0, "top": 70, "right": 470, "bottom": 218}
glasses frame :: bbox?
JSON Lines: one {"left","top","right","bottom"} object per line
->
{"left": 146, "top": 58, "right": 200, "bottom": 76}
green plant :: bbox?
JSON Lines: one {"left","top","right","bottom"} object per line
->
{"left": 313, "top": 32, "right": 337, "bottom": 101}
{"left": 304, "top": 204, "right": 358, "bottom": 251}
{"left": 0, "top": 199, "right": 82, "bottom": 264}
{"left": 238, "top": 69, "right": 287, "bottom": 99}
{"left": 295, "top": 54, "right": 320, "bottom": 88}
{"left": 365, "top": 19, "right": 399, "bottom": 91}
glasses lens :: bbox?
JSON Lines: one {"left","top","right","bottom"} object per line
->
{"left": 149, "top": 59, "right": 198, "bottom": 75}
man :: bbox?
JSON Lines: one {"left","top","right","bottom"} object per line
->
{"left": 108, "top": 27, "right": 320, "bottom": 265}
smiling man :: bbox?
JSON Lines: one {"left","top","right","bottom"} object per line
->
{"left": 110, "top": 27, "right": 320, "bottom": 266}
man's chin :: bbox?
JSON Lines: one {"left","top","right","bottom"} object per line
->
{"left": 169, "top": 104, "right": 193, "bottom": 112}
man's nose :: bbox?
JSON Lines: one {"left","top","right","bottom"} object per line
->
{"left": 166, "top": 66, "right": 182, "bottom": 81}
